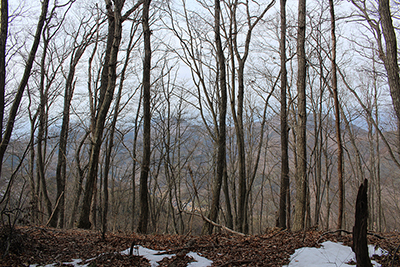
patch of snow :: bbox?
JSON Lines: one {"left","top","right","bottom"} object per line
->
{"left": 120, "top": 246, "right": 212, "bottom": 267}
{"left": 30, "top": 246, "right": 213, "bottom": 267}
{"left": 284, "top": 241, "right": 386, "bottom": 267}
{"left": 121, "top": 246, "right": 174, "bottom": 266}
{"left": 29, "top": 258, "right": 89, "bottom": 267}
{"left": 186, "top": 251, "right": 214, "bottom": 266}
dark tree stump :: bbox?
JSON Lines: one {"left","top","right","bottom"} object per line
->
{"left": 352, "top": 179, "right": 372, "bottom": 267}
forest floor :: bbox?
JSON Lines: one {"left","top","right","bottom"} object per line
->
{"left": 0, "top": 225, "right": 399, "bottom": 266}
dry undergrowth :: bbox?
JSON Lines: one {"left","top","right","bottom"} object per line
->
{"left": 0, "top": 226, "right": 399, "bottom": 266}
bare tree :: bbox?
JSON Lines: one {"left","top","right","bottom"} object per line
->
{"left": 228, "top": 0, "right": 275, "bottom": 233}
{"left": 49, "top": 19, "right": 95, "bottom": 228}
{"left": 278, "top": 0, "right": 289, "bottom": 229}
{"left": 68, "top": 131, "right": 89, "bottom": 228}
{"left": 78, "top": 0, "right": 142, "bottom": 229}
{"left": 137, "top": 0, "right": 152, "bottom": 234}
{"left": 102, "top": 17, "right": 141, "bottom": 238}
{"left": 0, "top": 0, "right": 7, "bottom": 135}
{"left": 379, "top": 0, "right": 400, "bottom": 129}
{"left": 0, "top": 0, "right": 49, "bottom": 180}
{"left": 36, "top": 1, "right": 73, "bottom": 225}
{"left": 328, "top": 0, "right": 344, "bottom": 230}
{"left": 293, "top": 0, "right": 307, "bottom": 232}
{"left": 202, "top": 0, "right": 228, "bottom": 235}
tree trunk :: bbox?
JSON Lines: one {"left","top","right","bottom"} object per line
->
{"left": 203, "top": 0, "right": 227, "bottom": 235}
{"left": 131, "top": 89, "right": 141, "bottom": 231}
{"left": 137, "top": 0, "right": 152, "bottom": 234}
{"left": 51, "top": 45, "right": 85, "bottom": 228}
{"left": 329, "top": 0, "right": 344, "bottom": 230}
{"left": 293, "top": 0, "right": 307, "bottom": 232}
{"left": 278, "top": 0, "right": 289, "bottom": 229}
{"left": 28, "top": 106, "right": 39, "bottom": 224}
{"left": 230, "top": 0, "right": 275, "bottom": 233}
{"left": 0, "top": 0, "right": 7, "bottom": 137}
{"left": 78, "top": 0, "right": 124, "bottom": 229}
{"left": 352, "top": 179, "right": 372, "bottom": 267}
{"left": 37, "top": 32, "right": 52, "bottom": 222}
{"left": 379, "top": 0, "right": 400, "bottom": 131}
{"left": 68, "top": 132, "right": 89, "bottom": 228}
{"left": 0, "top": 0, "right": 49, "bottom": 180}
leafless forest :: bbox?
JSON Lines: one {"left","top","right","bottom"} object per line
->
{"left": 1, "top": 0, "right": 400, "bottom": 236}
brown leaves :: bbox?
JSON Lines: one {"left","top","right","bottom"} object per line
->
{"left": 1, "top": 226, "right": 399, "bottom": 266}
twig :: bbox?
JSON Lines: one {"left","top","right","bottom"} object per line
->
{"left": 155, "top": 244, "right": 217, "bottom": 256}
{"left": 316, "top": 229, "right": 352, "bottom": 244}
{"left": 46, "top": 191, "right": 64, "bottom": 226}
{"left": 187, "top": 211, "right": 247, "bottom": 237}
{"left": 391, "top": 243, "right": 400, "bottom": 267}
{"left": 316, "top": 229, "right": 385, "bottom": 245}
{"left": 367, "top": 232, "right": 385, "bottom": 240}
{"left": 218, "top": 259, "right": 256, "bottom": 266}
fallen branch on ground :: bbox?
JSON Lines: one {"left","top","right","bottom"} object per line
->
{"left": 316, "top": 229, "right": 385, "bottom": 245}
{"left": 187, "top": 212, "right": 247, "bottom": 237}
{"left": 218, "top": 259, "right": 256, "bottom": 266}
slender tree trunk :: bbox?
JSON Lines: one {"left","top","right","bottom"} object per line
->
{"left": 78, "top": 0, "right": 124, "bottom": 229}
{"left": 379, "top": 0, "right": 400, "bottom": 133}
{"left": 51, "top": 46, "right": 85, "bottom": 228}
{"left": 0, "top": 0, "right": 7, "bottom": 137}
{"left": 293, "top": 0, "right": 307, "bottom": 232}
{"left": 314, "top": 25, "right": 324, "bottom": 227}
{"left": 28, "top": 107, "right": 39, "bottom": 224}
{"left": 0, "top": 0, "right": 49, "bottom": 181}
{"left": 137, "top": 0, "right": 152, "bottom": 234}
{"left": 236, "top": 63, "right": 246, "bottom": 233}
{"left": 203, "top": 0, "right": 227, "bottom": 235}
{"left": 102, "top": 134, "right": 111, "bottom": 238}
{"left": 329, "top": 0, "right": 344, "bottom": 230}
{"left": 103, "top": 18, "right": 137, "bottom": 237}
{"left": 230, "top": 0, "right": 275, "bottom": 233}
{"left": 131, "top": 89, "right": 141, "bottom": 231}
{"left": 37, "top": 32, "right": 52, "bottom": 222}
{"left": 278, "top": 0, "right": 289, "bottom": 229}
{"left": 223, "top": 167, "right": 233, "bottom": 229}
{"left": 69, "top": 132, "right": 89, "bottom": 228}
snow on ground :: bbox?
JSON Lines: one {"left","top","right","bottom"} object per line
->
{"left": 186, "top": 251, "right": 214, "bottom": 267}
{"left": 29, "top": 246, "right": 213, "bottom": 267}
{"left": 284, "top": 241, "right": 387, "bottom": 267}
{"left": 30, "top": 241, "right": 386, "bottom": 267}
{"left": 120, "top": 246, "right": 213, "bottom": 267}
{"left": 120, "top": 246, "right": 174, "bottom": 266}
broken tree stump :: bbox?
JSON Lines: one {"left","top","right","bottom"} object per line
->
{"left": 352, "top": 179, "right": 372, "bottom": 267}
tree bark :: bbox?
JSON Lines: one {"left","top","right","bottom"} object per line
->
{"left": 68, "top": 132, "right": 89, "bottom": 228}
{"left": 0, "top": 0, "right": 49, "bottom": 181}
{"left": 78, "top": 0, "right": 125, "bottom": 229}
{"left": 50, "top": 43, "right": 86, "bottom": 228}
{"left": 137, "top": 0, "right": 152, "bottom": 234}
{"left": 278, "top": 0, "right": 289, "bottom": 229}
{"left": 203, "top": 0, "right": 227, "bottom": 235}
{"left": 379, "top": 0, "right": 400, "bottom": 131}
{"left": 230, "top": 0, "right": 275, "bottom": 233}
{"left": 352, "top": 179, "right": 372, "bottom": 267}
{"left": 101, "top": 17, "right": 137, "bottom": 237}
{"left": 0, "top": 0, "right": 7, "bottom": 137}
{"left": 28, "top": 104, "right": 39, "bottom": 224}
{"left": 329, "top": 0, "right": 344, "bottom": 230}
{"left": 293, "top": 0, "right": 307, "bottom": 232}
{"left": 37, "top": 29, "right": 52, "bottom": 223}
{"left": 131, "top": 89, "right": 141, "bottom": 232}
